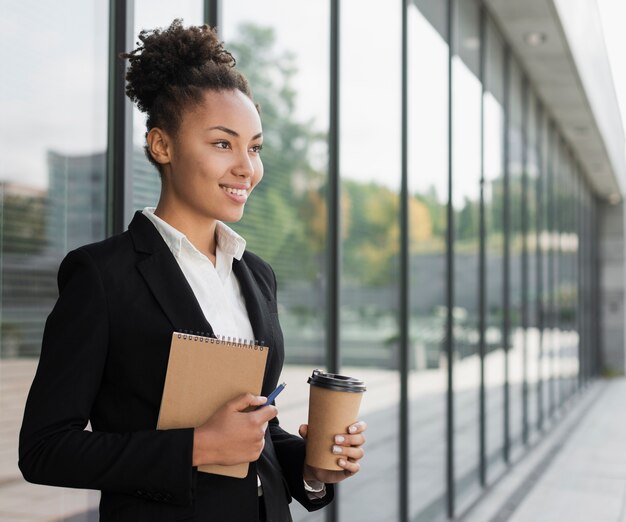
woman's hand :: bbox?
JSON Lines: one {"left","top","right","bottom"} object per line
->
{"left": 299, "top": 421, "right": 367, "bottom": 484}
{"left": 192, "top": 393, "right": 278, "bottom": 467}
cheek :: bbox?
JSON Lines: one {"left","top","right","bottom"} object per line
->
{"left": 253, "top": 161, "right": 264, "bottom": 186}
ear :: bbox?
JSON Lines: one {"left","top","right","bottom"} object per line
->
{"left": 146, "top": 128, "right": 172, "bottom": 165}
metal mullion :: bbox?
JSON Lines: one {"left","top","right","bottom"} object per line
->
{"left": 502, "top": 44, "right": 511, "bottom": 465}
{"left": 575, "top": 162, "right": 583, "bottom": 391}
{"left": 535, "top": 100, "right": 544, "bottom": 432}
{"left": 546, "top": 121, "right": 555, "bottom": 417}
{"left": 107, "top": 0, "right": 134, "bottom": 236}
{"left": 326, "top": 0, "right": 341, "bottom": 520}
{"left": 203, "top": 0, "right": 221, "bottom": 31}
{"left": 478, "top": 3, "right": 487, "bottom": 489}
{"left": 446, "top": 0, "right": 456, "bottom": 517}
{"left": 399, "top": 0, "right": 409, "bottom": 520}
{"left": 555, "top": 138, "right": 563, "bottom": 409}
{"left": 589, "top": 197, "right": 602, "bottom": 377}
{"left": 580, "top": 188, "right": 586, "bottom": 384}
{"left": 520, "top": 76, "right": 529, "bottom": 445}
{"left": 582, "top": 189, "right": 593, "bottom": 384}
{"left": 577, "top": 167, "right": 582, "bottom": 386}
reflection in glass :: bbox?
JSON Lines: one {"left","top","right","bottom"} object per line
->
{"left": 338, "top": 0, "right": 402, "bottom": 520}
{"left": 547, "top": 126, "right": 560, "bottom": 417}
{"left": 452, "top": 0, "right": 482, "bottom": 510}
{"left": 507, "top": 59, "right": 524, "bottom": 458}
{"left": 408, "top": 2, "right": 449, "bottom": 519}
{"left": 131, "top": 0, "right": 204, "bottom": 214}
{"left": 557, "top": 144, "right": 578, "bottom": 403}
{"left": 483, "top": 18, "right": 506, "bottom": 483}
{"left": 0, "top": 1, "right": 108, "bottom": 519}
{"left": 223, "top": 3, "right": 330, "bottom": 520}
{"left": 540, "top": 116, "right": 553, "bottom": 422}
{"left": 525, "top": 90, "right": 539, "bottom": 442}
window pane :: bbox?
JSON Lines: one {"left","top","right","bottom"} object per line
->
{"left": 339, "top": 0, "right": 402, "bottom": 520}
{"left": 0, "top": 1, "right": 108, "bottom": 519}
{"left": 452, "top": 0, "right": 482, "bottom": 510}
{"left": 483, "top": 18, "right": 506, "bottom": 483}
{"left": 408, "top": 1, "right": 449, "bottom": 519}
{"left": 539, "top": 115, "right": 553, "bottom": 422}
{"left": 507, "top": 58, "right": 524, "bottom": 459}
{"left": 131, "top": 1, "right": 204, "bottom": 215}
{"left": 223, "top": 3, "right": 330, "bottom": 520}
{"left": 547, "top": 125, "right": 560, "bottom": 418}
{"left": 557, "top": 144, "right": 577, "bottom": 403}
{"left": 525, "top": 89, "right": 539, "bottom": 442}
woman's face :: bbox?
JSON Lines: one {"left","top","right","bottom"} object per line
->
{"left": 161, "top": 89, "right": 264, "bottom": 223}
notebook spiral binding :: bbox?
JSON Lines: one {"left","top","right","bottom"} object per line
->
{"left": 176, "top": 330, "right": 265, "bottom": 351}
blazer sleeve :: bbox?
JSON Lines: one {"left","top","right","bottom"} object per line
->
{"left": 18, "top": 248, "right": 196, "bottom": 506}
{"left": 269, "top": 420, "right": 334, "bottom": 510}
{"left": 265, "top": 263, "right": 334, "bottom": 511}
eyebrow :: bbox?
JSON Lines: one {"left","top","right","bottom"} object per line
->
{"left": 206, "top": 125, "right": 263, "bottom": 140}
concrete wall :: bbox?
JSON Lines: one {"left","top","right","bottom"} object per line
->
{"left": 599, "top": 201, "right": 626, "bottom": 375}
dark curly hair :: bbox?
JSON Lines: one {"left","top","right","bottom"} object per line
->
{"left": 121, "top": 19, "right": 254, "bottom": 173}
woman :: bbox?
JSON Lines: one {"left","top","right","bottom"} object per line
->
{"left": 19, "top": 20, "right": 366, "bottom": 522}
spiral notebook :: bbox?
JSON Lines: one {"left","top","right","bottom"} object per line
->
{"left": 156, "top": 331, "right": 269, "bottom": 478}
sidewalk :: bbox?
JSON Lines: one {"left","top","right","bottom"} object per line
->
{"left": 463, "top": 378, "right": 626, "bottom": 522}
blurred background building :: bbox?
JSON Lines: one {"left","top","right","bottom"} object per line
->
{"left": 0, "top": 0, "right": 624, "bottom": 521}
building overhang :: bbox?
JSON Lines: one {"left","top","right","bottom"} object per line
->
{"left": 484, "top": 0, "right": 626, "bottom": 203}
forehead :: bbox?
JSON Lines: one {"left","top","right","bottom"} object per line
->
{"left": 183, "top": 89, "right": 262, "bottom": 135}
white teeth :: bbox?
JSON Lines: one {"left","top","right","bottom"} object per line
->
{"left": 221, "top": 186, "right": 248, "bottom": 197}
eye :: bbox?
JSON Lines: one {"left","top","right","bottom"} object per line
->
{"left": 214, "top": 140, "right": 230, "bottom": 150}
{"left": 251, "top": 144, "right": 263, "bottom": 154}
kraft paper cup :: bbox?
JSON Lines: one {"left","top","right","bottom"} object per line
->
{"left": 305, "top": 369, "right": 366, "bottom": 471}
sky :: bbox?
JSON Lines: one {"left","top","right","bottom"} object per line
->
{"left": 1, "top": 1, "right": 625, "bottom": 192}
{"left": 596, "top": 0, "right": 626, "bottom": 152}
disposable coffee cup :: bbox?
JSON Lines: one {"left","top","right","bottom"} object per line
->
{"left": 305, "top": 369, "right": 366, "bottom": 471}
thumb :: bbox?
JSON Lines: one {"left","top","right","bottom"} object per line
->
{"left": 298, "top": 424, "right": 308, "bottom": 439}
{"left": 231, "top": 393, "right": 266, "bottom": 412}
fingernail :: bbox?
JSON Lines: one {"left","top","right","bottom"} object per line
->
{"left": 335, "top": 435, "right": 345, "bottom": 444}
{"left": 332, "top": 445, "right": 342, "bottom": 454}
{"left": 349, "top": 425, "right": 357, "bottom": 433}
{"left": 338, "top": 459, "right": 346, "bottom": 467}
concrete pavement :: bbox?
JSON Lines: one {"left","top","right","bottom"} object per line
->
{"left": 462, "top": 378, "right": 626, "bottom": 522}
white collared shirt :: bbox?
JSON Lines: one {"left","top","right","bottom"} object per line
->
{"left": 142, "top": 208, "right": 254, "bottom": 343}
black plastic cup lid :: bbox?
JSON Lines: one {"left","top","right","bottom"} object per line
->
{"left": 307, "top": 369, "right": 366, "bottom": 393}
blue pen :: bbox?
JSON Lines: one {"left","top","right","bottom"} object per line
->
{"left": 257, "top": 382, "right": 286, "bottom": 409}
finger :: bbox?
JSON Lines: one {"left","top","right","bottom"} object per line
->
{"left": 337, "top": 458, "right": 360, "bottom": 475}
{"left": 334, "top": 433, "right": 366, "bottom": 447}
{"left": 298, "top": 424, "right": 308, "bottom": 439}
{"left": 255, "top": 405, "right": 278, "bottom": 423}
{"left": 347, "top": 421, "right": 367, "bottom": 434}
{"left": 233, "top": 393, "right": 267, "bottom": 411}
{"left": 331, "top": 445, "right": 365, "bottom": 461}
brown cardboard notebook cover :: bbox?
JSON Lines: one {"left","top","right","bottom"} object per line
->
{"left": 157, "top": 332, "right": 269, "bottom": 478}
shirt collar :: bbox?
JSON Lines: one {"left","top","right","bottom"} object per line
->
{"left": 141, "top": 207, "right": 246, "bottom": 261}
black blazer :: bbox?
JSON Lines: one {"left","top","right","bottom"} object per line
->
{"left": 19, "top": 211, "right": 333, "bottom": 521}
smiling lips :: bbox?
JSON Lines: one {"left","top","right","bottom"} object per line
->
{"left": 220, "top": 184, "right": 249, "bottom": 203}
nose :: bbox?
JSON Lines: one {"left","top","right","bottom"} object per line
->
{"left": 232, "top": 150, "right": 255, "bottom": 178}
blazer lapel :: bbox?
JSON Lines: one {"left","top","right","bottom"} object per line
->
{"left": 129, "top": 212, "right": 213, "bottom": 336}
{"left": 232, "top": 256, "right": 272, "bottom": 348}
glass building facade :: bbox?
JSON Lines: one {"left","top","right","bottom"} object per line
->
{"left": 0, "top": 0, "right": 605, "bottom": 520}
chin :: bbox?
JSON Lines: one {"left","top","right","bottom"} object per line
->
{"left": 220, "top": 211, "right": 246, "bottom": 223}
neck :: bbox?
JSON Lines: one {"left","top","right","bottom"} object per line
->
{"left": 154, "top": 201, "right": 218, "bottom": 260}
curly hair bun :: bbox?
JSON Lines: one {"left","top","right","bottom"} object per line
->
{"left": 121, "top": 19, "right": 245, "bottom": 114}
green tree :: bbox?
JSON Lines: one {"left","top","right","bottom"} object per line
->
{"left": 226, "top": 24, "right": 327, "bottom": 281}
